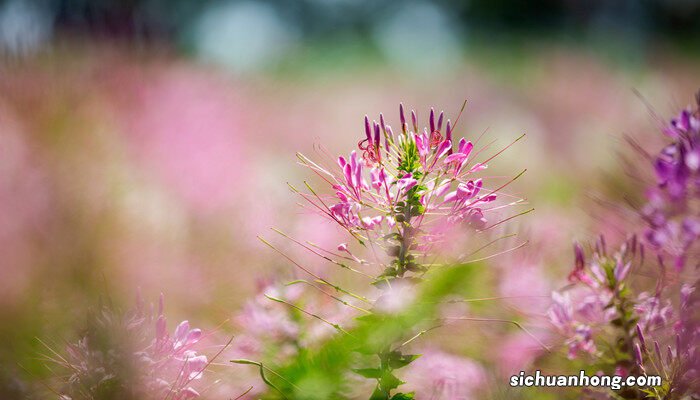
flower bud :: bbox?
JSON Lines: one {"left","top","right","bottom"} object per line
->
{"left": 633, "top": 343, "right": 643, "bottom": 366}
{"left": 574, "top": 242, "right": 585, "bottom": 272}
{"left": 636, "top": 324, "right": 647, "bottom": 352}
{"left": 364, "top": 115, "right": 371, "bottom": 141}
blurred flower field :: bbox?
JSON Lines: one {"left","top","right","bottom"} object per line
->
{"left": 0, "top": 1, "right": 699, "bottom": 399}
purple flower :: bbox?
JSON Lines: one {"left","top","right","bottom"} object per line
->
{"left": 634, "top": 292, "right": 674, "bottom": 330}
{"left": 643, "top": 96, "right": 700, "bottom": 270}
{"left": 567, "top": 325, "right": 597, "bottom": 359}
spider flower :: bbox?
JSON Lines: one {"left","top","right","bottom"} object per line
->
{"left": 630, "top": 281, "right": 699, "bottom": 398}
{"left": 642, "top": 93, "right": 700, "bottom": 270}
{"left": 549, "top": 236, "right": 642, "bottom": 359}
{"left": 297, "top": 104, "right": 524, "bottom": 282}
{"left": 54, "top": 294, "right": 208, "bottom": 400}
{"left": 259, "top": 104, "right": 525, "bottom": 399}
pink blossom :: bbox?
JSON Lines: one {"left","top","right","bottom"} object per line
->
{"left": 361, "top": 215, "right": 384, "bottom": 230}
{"left": 634, "top": 292, "right": 674, "bottom": 330}
{"left": 547, "top": 291, "right": 601, "bottom": 359}
{"left": 60, "top": 294, "right": 209, "bottom": 399}
{"left": 497, "top": 332, "right": 550, "bottom": 375}
{"left": 444, "top": 138, "right": 474, "bottom": 176}
{"left": 402, "top": 349, "right": 486, "bottom": 400}
{"left": 548, "top": 291, "right": 574, "bottom": 331}
{"left": 297, "top": 104, "right": 514, "bottom": 263}
{"left": 373, "top": 280, "right": 417, "bottom": 314}
{"left": 396, "top": 173, "right": 418, "bottom": 192}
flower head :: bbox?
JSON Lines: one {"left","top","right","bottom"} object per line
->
{"left": 297, "top": 104, "right": 523, "bottom": 283}
{"left": 642, "top": 93, "right": 700, "bottom": 270}
{"left": 57, "top": 293, "right": 208, "bottom": 400}
{"left": 549, "top": 235, "right": 643, "bottom": 360}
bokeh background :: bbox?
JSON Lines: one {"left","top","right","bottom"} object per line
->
{"left": 0, "top": 0, "right": 699, "bottom": 398}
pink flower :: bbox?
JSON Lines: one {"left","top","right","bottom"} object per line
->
{"left": 330, "top": 200, "right": 361, "bottom": 229}
{"left": 547, "top": 291, "right": 601, "bottom": 359}
{"left": 361, "top": 215, "right": 384, "bottom": 230}
{"left": 497, "top": 332, "right": 550, "bottom": 375}
{"left": 414, "top": 131, "right": 430, "bottom": 167}
{"left": 396, "top": 173, "right": 418, "bottom": 192}
{"left": 402, "top": 349, "right": 486, "bottom": 400}
{"left": 567, "top": 325, "right": 597, "bottom": 359}
{"left": 548, "top": 291, "right": 573, "bottom": 331}
{"left": 59, "top": 294, "right": 209, "bottom": 399}
{"left": 337, "top": 151, "right": 367, "bottom": 201}
{"left": 297, "top": 104, "right": 514, "bottom": 263}
{"left": 173, "top": 321, "right": 203, "bottom": 352}
{"left": 236, "top": 287, "right": 299, "bottom": 340}
{"left": 634, "top": 292, "right": 674, "bottom": 330}
{"left": 183, "top": 353, "right": 208, "bottom": 380}
{"left": 444, "top": 138, "right": 474, "bottom": 176}
{"left": 614, "top": 259, "right": 631, "bottom": 282}
{"left": 373, "top": 280, "right": 417, "bottom": 314}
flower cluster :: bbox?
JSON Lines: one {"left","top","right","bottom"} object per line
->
{"left": 56, "top": 294, "right": 208, "bottom": 400}
{"left": 251, "top": 104, "right": 524, "bottom": 400}
{"left": 625, "top": 94, "right": 700, "bottom": 398}
{"left": 232, "top": 278, "right": 351, "bottom": 360}
{"left": 548, "top": 93, "right": 700, "bottom": 399}
{"left": 549, "top": 236, "right": 639, "bottom": 360}
{"left": 631, "top": 280, "right": 699, "bottom": 399}
{"left": 299, "top": 104, "right": 521, "bottom": 283}
{"left": 643, "top": 94, "right": 700, "bottom": 270}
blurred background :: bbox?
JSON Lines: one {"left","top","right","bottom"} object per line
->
{"left": 0, "top": 0, "right": 698, "bottom": 398}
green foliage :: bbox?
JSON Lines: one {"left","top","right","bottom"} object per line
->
{"left": 237, "top": 263, "right": 480, "bottom": 399}
{"left": 389, "top": 393, "right": 415, "bottom": 400}
{"left": 397, "top": 140, "right": 420, "bottom": 175}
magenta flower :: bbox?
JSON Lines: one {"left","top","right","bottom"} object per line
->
{"left": 642, "top": 94, "right": 700, "bottom": 270}
{"left": 443, "top": 138, "right": 475, "bottom": 177}
{"left": 396, "top": 173, "right": 418, "bottom": 192}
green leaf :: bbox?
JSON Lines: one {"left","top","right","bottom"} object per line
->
{"left": 380, "top": 371, "right": 404, "bottom": 392}
{"left": 353, "top": 368, "right": 382, "bottom": 378}
{"left": 388, "top": 352, "right": 421, "bottom": 369}
{"left": 370, "top": 387, "right": 389, "bottom": 400}
{"left": 391, "top": 393, "right": 415, "bottom": 400}
{"left": 405, "top": 263, "right": 426, "bottom": 273}
{"left": 378, "top": 266, "right": 399, "bottom": 278}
